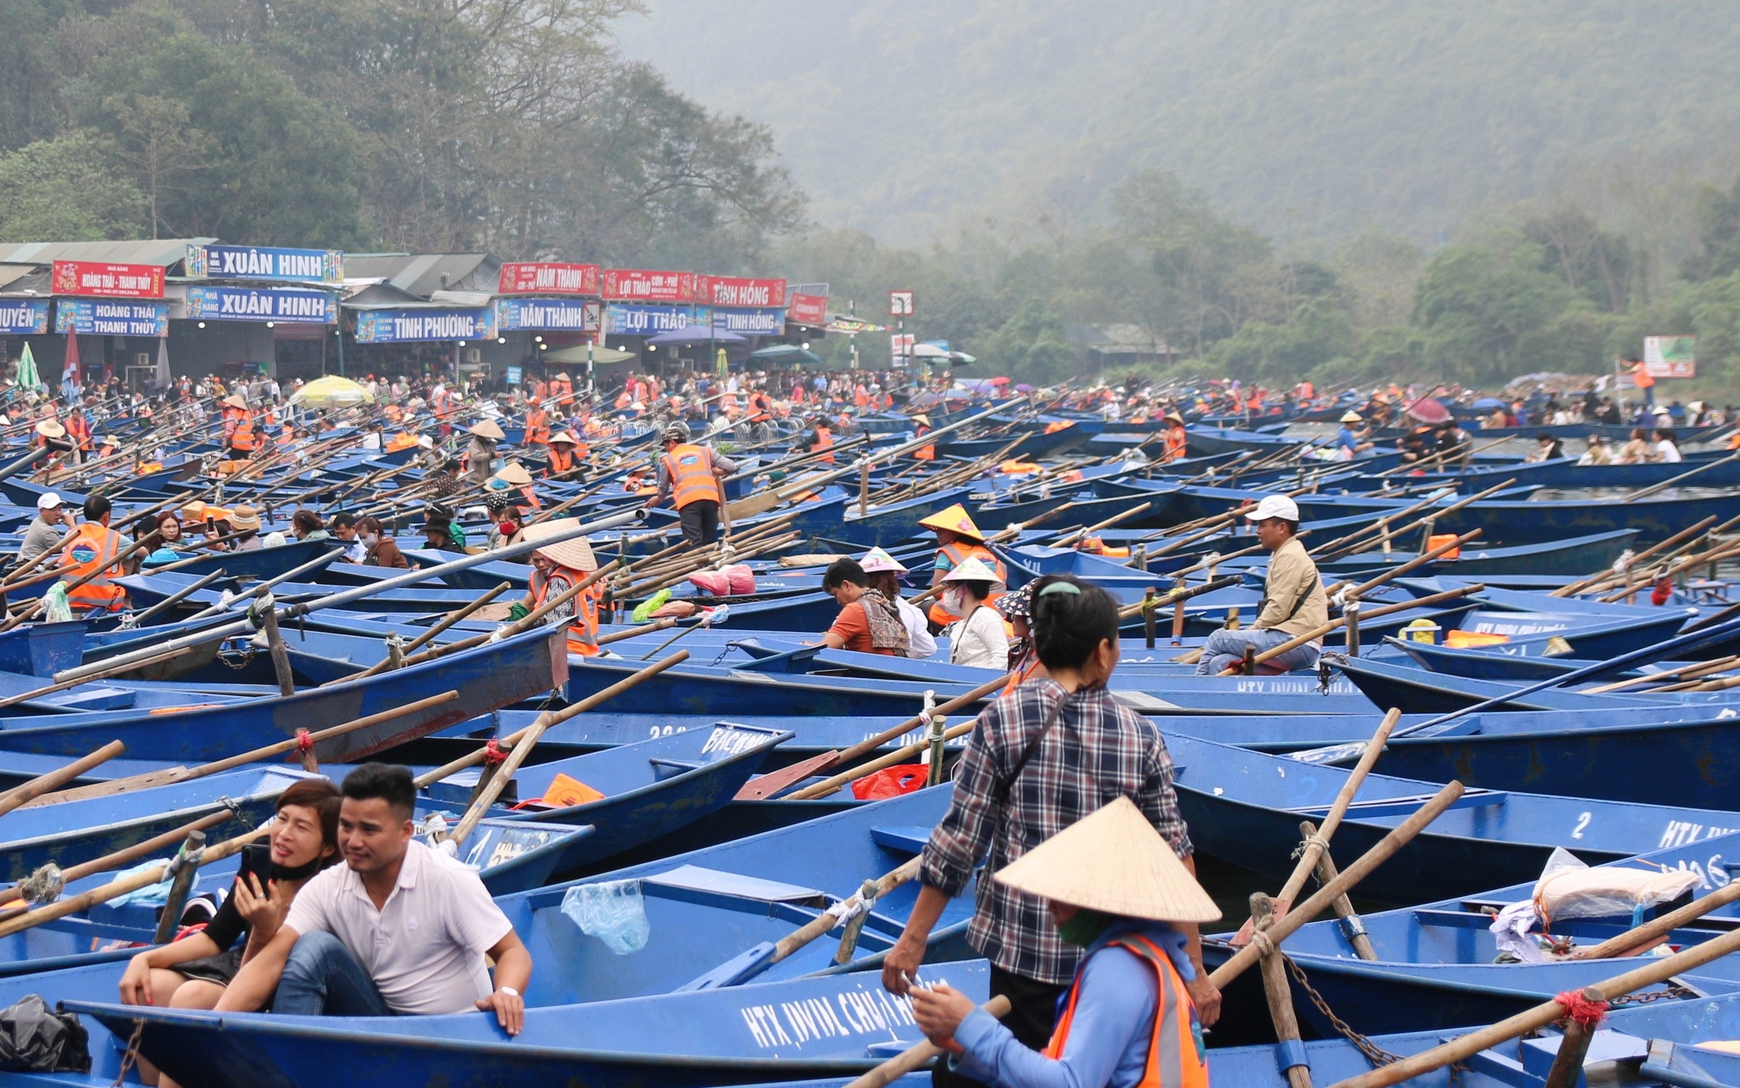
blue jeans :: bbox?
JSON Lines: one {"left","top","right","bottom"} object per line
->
{"left": 1195, "top": 628, "right": 1320, "bottom": 675}
{"left": 273, "top": 931, "right": 392, "bottom": 1017}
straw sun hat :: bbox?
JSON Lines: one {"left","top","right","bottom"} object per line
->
{"left": 942, "top": 556, "right": 1000, "bottom": 583}
{"left": 995, "top": 796, "right": 1221, "bottom": 923}
{"left": 468, "top": 419, "right": 505, "bottom": 441}
{"left": 519, "top": 517, "right": 598, "bottom": 572}
{"left": 918, "top": 503, "right": 985, "bottom": 543}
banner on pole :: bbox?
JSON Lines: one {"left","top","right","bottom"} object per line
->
{"left": 1643, "top": 335, "right": 1697, "bottom": 379}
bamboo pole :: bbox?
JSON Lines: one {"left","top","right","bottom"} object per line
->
{"left": 0, "top": 740, "right": 126, "bottom": 817}
{"left": 840, "top": 996, "right": 1013, "bottom": 1088}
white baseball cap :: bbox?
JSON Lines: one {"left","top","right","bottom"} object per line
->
{"left": 36, "top": 492, "right": 62, "bottom": 510}
{"left": 1246, "top": 494, "right": 1300, "bottom": 522}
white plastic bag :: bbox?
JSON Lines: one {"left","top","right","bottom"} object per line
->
{"left": 560, "top": 880, "right": 650, "bottom": 955}
{"left": 42, "top": 584, "right": 73, "bottom": 623}
{"left": 1533, "top": 848, "right": 1700, "bottom": 925}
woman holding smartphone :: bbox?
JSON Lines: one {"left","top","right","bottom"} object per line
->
{"left": 118, "top": 779, "right": 340, "bottom": 1031}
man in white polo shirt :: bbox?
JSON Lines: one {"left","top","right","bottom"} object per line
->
{"left": 216, "top": 764, "right": 532, "bottom": 1033}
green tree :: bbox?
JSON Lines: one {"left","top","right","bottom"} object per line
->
{"left": 0, "top": 129, "right": 144, "bottom": 241}
{"left": 1682, "top": 176, "right": 1740, "bottom": 282}
{"left": 1521, "top": 206, "right": 1637, "bottom": 313}
{"left": 1412, "top": 240, "right": 1604, "bottom": 383}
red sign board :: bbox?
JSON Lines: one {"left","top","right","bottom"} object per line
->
{"left": 498, "top": 262, "right": 599, "bottom": 296}
{"left": 696, "top": 275, "right": 786, "bottom": 308}
{"left": 600, "top": 268, "right": 696, "bottom": 303}
{"left": 787, "top": 292, "right": 828, "bottom": 326}
{"left": 51, "top": 260, "right": 165, "bottom": 299}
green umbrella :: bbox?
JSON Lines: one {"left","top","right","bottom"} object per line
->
{"left": 15, "top": 342, "right": 43, "bottom": 393}
{"left": 748, "top": 344, "right": 824, "bottom": 366}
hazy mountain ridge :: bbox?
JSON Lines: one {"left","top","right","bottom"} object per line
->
{"left": 614, "top": 0, "right": 1740, "bottom": 248}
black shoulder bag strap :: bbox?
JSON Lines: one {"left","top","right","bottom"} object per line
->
{"left": 994, "top": 696, "right": 1067, "bottom": 805}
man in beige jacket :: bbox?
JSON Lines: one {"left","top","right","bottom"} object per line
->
{"left": 1196, "top": 494, "right": 1329, "bottom": 674}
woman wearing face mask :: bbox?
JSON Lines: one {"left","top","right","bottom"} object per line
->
{"left": 942, "top": 557, "right": 1009, "bottom": 671}
{"left": 118, "top": 779, "right": 341, "bottom": 1081}
{"left": 356, "top": 516, "right": 407, "bottom": 568}
{"left": 883, "top": 575, "right": 1216, "bottom": 1083}
{"left": 995, "top": 583, "right": 1047, "bottom": 694}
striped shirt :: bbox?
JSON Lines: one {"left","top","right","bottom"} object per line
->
{"left": 920, "top": 678, "right": 1192, "bottom": 985}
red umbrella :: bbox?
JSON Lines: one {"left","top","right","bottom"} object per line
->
{"left": 988, "top": 376, "right": 1011, "bottom": 386}
{"left": 1405, "top": 397, "right": 1451, "bottom": 424}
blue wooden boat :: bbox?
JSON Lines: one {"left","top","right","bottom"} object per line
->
{"left": 1165, "top": 732, "right": 1740, "bottom": 903}
{"left": 420, "top": 723, "right": 792, "bottom": 873}
{"left": 0, "top": 624, "right": 566, "bottom": 762}
{"left": 1203, "top": 830, "right": 1740, "bottom": 1039}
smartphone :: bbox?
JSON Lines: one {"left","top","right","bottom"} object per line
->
{"left": 240, "top": 842, "right": 273, "bottom": 888}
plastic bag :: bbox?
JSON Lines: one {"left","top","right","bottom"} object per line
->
{"left": 851, "top": 765, "right": 928, "bottom": 801}
{"left": 1533, "top": 848, "right": 1702, "bottom": 926}
{"left": 42, "top": 585, "right": 72, "bottom": 624}
{"left": 0, "top": 995, "right": 89, "bottom": 1073}
{"left": 561, "top": 880, "right": 650, "bottom": 955}
{"left": 632, "top": 589, "right": 671, "bottom": 624}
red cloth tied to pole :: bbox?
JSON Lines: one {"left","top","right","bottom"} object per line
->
{"left": 1554, "top": 990, "right": 1608, "bottom": 1029}
{"left": 482, "top": 738, "right": 509, "bottom": 766}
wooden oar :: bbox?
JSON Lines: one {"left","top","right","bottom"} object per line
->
{"left": 413, "top": 651, "right": 691, "bottom": 792}
{"left": 25, "top": 691, "right": 461, "bottom": 807}
{"left": 1568, "top": 880, "right": 1740, "bottom": 960}
{"left": 0, "top": 741, "right": 126, "bottom": 818}
{"left": 343, "top": 582, "right": 513, "bottom": 683}
{"left": 1550, "top": 515, "right": 1720, "bottom": 597}
{"left": 1621, "top": 451, "right": 1740, "bottom": 503}
{"left": 1208, "top": 780, "right": 1465, "bottom": 990}
{"left": 1204, "top": 583, "right": 1483, "bottom": 673}
{"left": 841, "top": 996, "right": 1013, "bottom": 1088}
{"left": 1327, "top": 916, "right": 1740, "bottom": 1088}
{"left": 180, "top": 546, "right": 346, "bottom": 622}
{"left": 1273, "top": 710, "right": 1400, "bottom": 906}
{"left": 0, "top": 808, "right": 237, "bottom": 912}
{"left": 1583, "top": 655, "right": 1740, "bottom": 695}
{"left": 0, "top": 819, "right": 276, "bottom": 939}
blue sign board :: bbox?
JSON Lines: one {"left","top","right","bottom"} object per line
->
{"left": 55, "top": 300, "right": 168, "bottom": 337}
{"left": 0, "top": 300, "right": 49, "bottom": 335}
{"left": 184, "top": 286, "right": 336, "bottom": 324}
{"left": 495, "top": 298, "right": 600, "bottom": 332}
{"left": 603, "top": 303, "right": 695, "bottom": 335}
{"left": 185, "top": 244, "right": 343, "bottom": 283}
{"left": 710, "top": 307, "right": 787, "bottom": 336}
{"left": 505, "top": 365, "right": 523, "bottom": 387}
{"left": 352, "top": 307, "right": 495, "bottom": 343}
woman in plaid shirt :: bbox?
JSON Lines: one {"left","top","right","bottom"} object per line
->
{"left": 883, "top": 576, "right": 1218, "bottom": 1086}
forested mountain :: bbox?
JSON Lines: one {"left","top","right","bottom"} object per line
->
{"left": 615, "top": 0, "right": 1740, "bottom": 250}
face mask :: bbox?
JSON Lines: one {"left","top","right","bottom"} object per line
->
{"left": 943, "top": 587, "right": 964, "bottom": 610}
{"left": 360, "top": 534, "right": 379, "bottom": 547}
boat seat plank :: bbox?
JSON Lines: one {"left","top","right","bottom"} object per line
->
{"left": 870, "top": 826, "right": 934, "bottom": 855}
{"left": 1290, "top": 789, "right": 1508, "bottom": 820}
{"left": 643, "top": 864, "right": 823, "bottom": 902}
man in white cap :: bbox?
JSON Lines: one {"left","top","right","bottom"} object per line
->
{"left": 17, "top": 492, "right": 70, "bottom": 566}
{"left": 1195, "top": 494, "right": 1328, "bottom": 675}
{"left": 911, "top": 797, "right": 1216, "bottom": 1088}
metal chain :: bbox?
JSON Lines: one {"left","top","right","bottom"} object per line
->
{"left": 1609, "top": 981, "right": 1697, "bottom": 1006}
{"left": 113, "top": 1019, "right": 145, "bottom": 1087}
{"left": 217, "top": 638, "right": 257, "bottom": 670}
{"left": 1282, "top": 953, "right": 1407, "bottom": 1069}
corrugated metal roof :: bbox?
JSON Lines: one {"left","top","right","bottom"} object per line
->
{"left": 0, "top": 238, "right": 215, "bottom": 268}
{"left": 0, "top": 264, "right": 43, "bottom": 292}
{"left": 343, "top": 252, "right": 499, "bottom": 297}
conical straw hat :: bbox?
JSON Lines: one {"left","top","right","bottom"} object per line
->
{"left": 942, "top": 556, "right": 1000, "bottom": 583}
{"left": 859, "top": 546, "right": 908, "bottom": 574}
{"left": 917, "top": 503, "right": 984, "bottom": 542}
{"left": 994, "top": 796, "right": 1221, "bottom": 923}
{"left": 494, "top": 461, "right": 534, "bottom": 486}
{"left": 520, "top": 517, "right": 597, "bottom": 572}
{"left": 469, "top": 419, "right": 505, "bottom": 440}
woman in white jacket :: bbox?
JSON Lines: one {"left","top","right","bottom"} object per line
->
{"left": 942, "top": 556, "right": 1009, "bottom": 670}
{"left": 861, "top": 547, "right": 938, "bottom": 659}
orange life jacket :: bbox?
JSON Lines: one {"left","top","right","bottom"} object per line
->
{"left": 66, "top": 414, "right": 91, "bottom": 451}
{"left": 811, "top": 426, "right": 835, "bottom": 464}
{"left": 531, "top": 568, "right": 600, "bottom": 656}
{"left": 915, "top": 425, "right": 935, "bottom": 461}
{"left": 1044, "top": 934, "right": 1206, "bottom": 1088}
{"left": 526, "top": 408, "right": 551, "bottom": 447}
{"left": 61, "top": 522, "right": 128, "bottom": 613}
{"left": 548, "top": 446, "right": 575, "bottom": 476}
{"left": 1164, "top": 427, "right": 1188, "bottom": 463}
{"left": 662, "top": 443, "right": 718, "bottom": 509}
{"left": 230, "top": 415, "right": 257, "bottom": 452}
{"left": 552, "top": 378, "right": 575, "bottom": 407}
{"left": 927, "top": 542, "right": 1007, "bottom": 625}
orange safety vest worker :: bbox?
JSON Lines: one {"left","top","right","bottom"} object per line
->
{"left": 1163, "top": 426, "right": 1188, "bottom": 463}
{"left": 547, "top": 445, "right": 575, "bottom": 477}
{"left": 60, "top": 522, "right": 128, "bottom": 613}
{"left": 525, "top": 408, "right": 551, "bottom": 447}
{"left": 662, "top": 443, "right": 719, "bottom": 509}
{"left": 928, "top": 542, "right": 1008, "bottom": 626}
{"left": 530, "top": 568, "right": 601, "bottom": 656}
{"left": 230, "top": 414, "right": 257, "bottom": 452}
{"left": 66, "top": 414, "right": 91, "bottom": 451}
{"left": 811, "top": 425, "right": 835, "bottom": 464}
{"left": 1043, "top": 933, "right": 1208, "bottom": 1088}
{"left": 915, "top": 424, "right": 935, "bottom": 461}
{"left": 551, "top": 378, "right": 574, "bottom": 407}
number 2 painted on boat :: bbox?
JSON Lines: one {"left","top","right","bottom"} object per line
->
{"left": 1571, "top": 812, "right": 1591, "bottom": 840}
